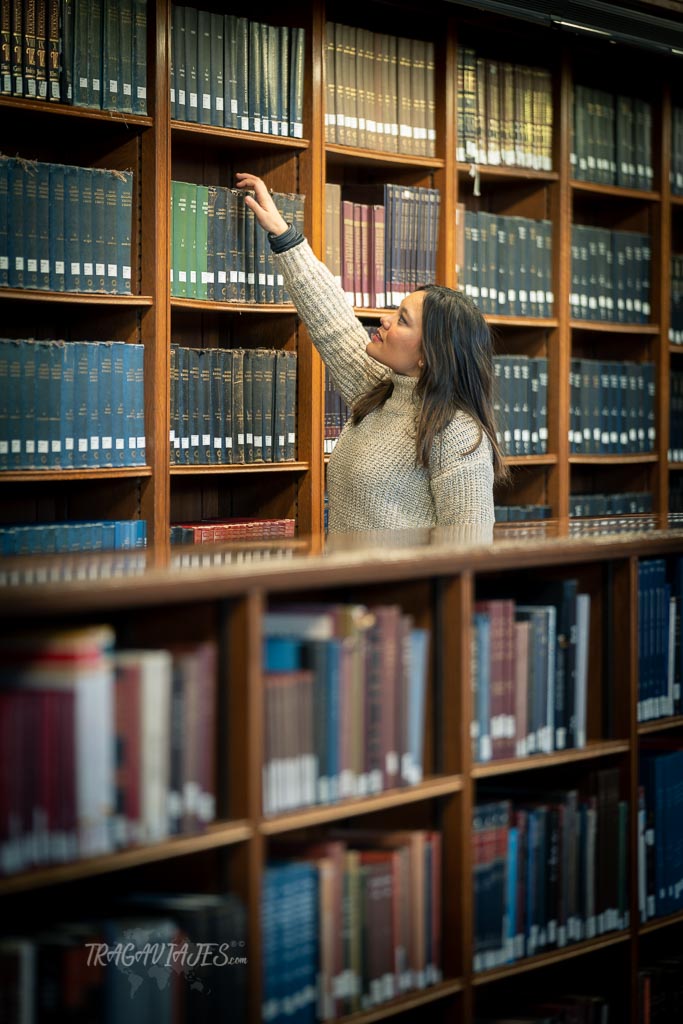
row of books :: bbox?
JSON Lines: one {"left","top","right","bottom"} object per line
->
{"left": 671, "top": 476, "right": 683, "bottom": 515}
{"left": 569, "top": 358, "right": 656, "bottom": 455}
{"left": 169, "top": 345, "right": 297, "bottom": 465}
{"left": 639, "top": 747, "right": 683, "bottom": 921}
{"left": 0, "top": 518, "right": 146, "bottom": 555}
{"left": 0, "top": 626, "right": 217, "bottom": 876}
{"left": 668, "top": 370, "right": 683, "bottom": 462}
{"left": 170, "top": 517, "right": 295, "bottom": 544}
{"left": 0, "top": 0, "right": 147, "bottom": 113}
{"left": 0, "top": 339, "right": 145, "bottom": 471}
{"left": 459, "top": 209, "right": 553, "bottom": 318}
{"left": 570, "top": 226, "right": 651, "bottom": 324}
{"left": 671, "top": 253, "right": 683, "bottom": 345}
{"left": 324, "top": 22, "right": 435, "bottom": 156}
{"left": 457, "top": 49, "right": 553, "bottom": 170}
{"left": 170, "top": 7, "right": 304, "bottom": 137}
{"left": 325, "top": 182, "right": 440, "bottom": 309}
{"left": 0, "top": 156, "right": 133, "bottom": 294}
{"left": 0, "top": 894, "right": 247, "bottom": 1020}
{"left": 170, "top": 182, "right": 304, "bottom": 303}
{"left": 673, "top": 107, "right": 683, "bottom": 196}
{"left": 473, "top": 771, "right": 628, "bottom": 972}
{"left": 494, "top": 505, "right": 551, "bottom": 522}
{"left": 324, "top": 370, "right": 351, "bottom": 454}
{"left": 493, "top": 355, "right": 548, "bottom": 457}
{"left": 171, "top": 545, "right": 298, "bottom": 572}
{"left": 264, "top": 830, "right": 442, "bottom": 1021}
{"left": 637, "top": 558, "right": 683, "bottom": 723}
{"left": 263, "top": 603, "right": 429, "bottom": 814}
{"left": 571, "top": 86, "right": 653, "bottom": 190}
{"left": 570, "top": 492, "right": 654, "bottom": 518}
{"left": 472, "top": 582, "right": 589, "bottom": 762}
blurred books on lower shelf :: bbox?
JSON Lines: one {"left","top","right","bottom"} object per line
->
{"left": 0, "top": 519, "right": 146, "bottom": 555}
{"left": 263, "top": 603, "right": 429, "bottom": 815}
{"left": 171, "top": 518, "right": 295, "bottom": 544}
{"left": 264, "top": 829, "right": 442, "bottom": 1022}
{"left": 0, "top": 626, "right": 217, "bottom": 877}
{"left": 474, "top": 767, "right": 628, "bottom": 972}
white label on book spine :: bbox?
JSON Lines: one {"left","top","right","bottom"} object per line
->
{"left": 108, "top": 263, "right": 117, "bottom": 277}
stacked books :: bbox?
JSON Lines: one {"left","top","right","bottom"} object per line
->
{"left": 169, "top": 345, "right": 297, "bottom": 465}
{"left": 0, "top": 0, "right": 147, "bottom": 113}
{"left": 0, "top": 519, "right": 146, "bottom": 555}
{"left": 262, "top": 603, "right": 429, "bottom": 814}
{"left": 263, "top": 829, "right": 442, "bottom": 1021}
{"left": 170, "top": 7, "right": 304, "bottom": 137}
{"left": 570, "top": 492, "right": 653, "bottom": 518}
{"left": 493, "top": 355, "right": 548, "bottom": 457}
{"left": 458, "top": 209, "right": 553, "bottom": 318}
{"left": 572, "top": 85, "right": 653, "bottom": 189}
{"left": 637, "top": 558, "right": 683, "bottom": 723}
{"left": 171, "top": 518, "right": 295, "bottom": 544}
{"left": 569, "top": 358, "right": 655, "bottom": 455}
{"left": 457, "top": 49, "right": 553, "bottom": 170}
{"left": 0, "top": 339, "right": 145, "bottom": 470}
{"left": 472, "top": 583, "right": 590, "bottom": 762}
{"left": 570, "top": 226, "right": 651, "bottom": 323}
{"left": 0, "top": 157, "right": 133, "bottom": 294}
{"left": 0, "top": 627, "right": 217, "bottom": 876}
{"left": 473, "top": 769, "right": 628, "bottom": 971}
{"left": 170, "top": 182, "right": 304, "bottom": 303}
{"left": 324, "top": 182, "right": 440, "bottom": 308}
{"left": 324, "top": 22, "right": 435, "bottom": 156}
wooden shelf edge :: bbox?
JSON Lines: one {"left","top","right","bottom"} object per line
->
{"left": 334, "top": 979, "right": 464, "bottom": 1024}
{"left": 569, "top": 455, "right": 659, "bottom": 465}
{"left": 486, "top": 316, "right": 559, "bottom": 328}
{"left": 638, "top": 714, "right": 683, "bottom": 733}
{"left": 0, "top": 95, "right": 153, "bottom": 126}
{"left": 669, "top": 463, "right": 683, "bottom": 471}
{"left": 170, "top": 461, "right": 309, "bottom": 475}
{"left": 639, "top": 909, "right": 683, "bottom": 935}
{"left": 0, "top": 821, "right": 253, "bottom": 895}
{"left": 571, "top": 180, "right": 660, "bottom": 201}
{"left": 570, "top": 321, "right": 660, "bottom": 334}
{"left": 171, "top": 120, "right": 309, "bottom": 148}
{"left": 472, "top": 930, "right": 630, "bottom": 985}
{"left": 0, "top": 289, "right": 154, "bottom": 305}
{"left": 259, "top": 776, "right": 464, "bottom": 835}
{"left": 326, "top": 143, "right": 444, "bottom": 169}
{"left": 170, "top": 298, "right": 297, "bottom": 313}
{"left": 471, "top": 740, "right": 630, "bottom": 778}
{"left": 503, "top": 455, "right": 557, "bottom": 466}
{"left": 456, "top": 163, "right": 559, "bottom": 182}
{"left": 0, "top": 466, "right": 153, "bottom": 482}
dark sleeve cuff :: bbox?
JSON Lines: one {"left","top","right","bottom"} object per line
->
{"left": 268, "top": 223, "right": 305, "bottom": 254}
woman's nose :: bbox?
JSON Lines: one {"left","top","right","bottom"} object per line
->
{"left": 380, "top": 315, "right": 391, "bottom": 330}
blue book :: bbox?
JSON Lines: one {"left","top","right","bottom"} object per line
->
{"left": 131, "top": 0, "right": 147, "bottom": 114}
{"left": 115, "top": 170, "right": 133, "bottom": 294}
{"left": 91, "top": 168, "right": 107, "bottom": 292}
{"left": 186, "top": 345, "right": 200, "bottom": 465}
{"left": 177, "top": 344, "right": 189, "bottom": 464}
{"left": 404, "top": 627, "right": 429, "bottom": 785}
{"left": 102, "top": 0, "right": 121, "bottom": 111}
{"left": 129, "top": 343, "right": 145, "bottom": 465}
{"left": 209, "top": 12, "right": 224, "bottom": 127}
{"left": 118, "top": 0, "right": 134, "bottom": 114}
{"left": 120, "top": 341, "right": 137, "bottom": 467}
{"left": 4, "top": 340, "right": 22, "bottom": 470}
{"left": 22, "top": 159, "right": 39, "bottom": 290}
{"left": 184, "top": 5, "right": 199, "bottom": 123}
{"left": 223, "top": 16, "right": 238, "bottom": 129}
{"left": 63, "top": 163, "right": 82, "bottom": 293}
{"left": 264, "top": 636, "right": 302, "bottom": 672}
{"left": 98, "top": 341, "right": 114, "bottom": 466}
{"left": 48, "top": 162, "right": 66, "bottom": 292}
{"left": 7, "top": 157, "right": 25, "bottom": 289}
{"left": 20, "top": 340, "right": 37, "bottom": 468}
{"left": 111, "top": 341, "right": 126, "bottom": 466}
{"left": 506, "top": 824, "right": 519, "bottom": 961}
{"left": 72, "top": 342, "right": 90, "bottom": 468}
{"left": 48, "top": 341, "right": 62, "bottom": 467}
{"left": 34, "top": 161, "right": 50, "bottom": 290}
{"left": 83, "top": 342, "right": 99, "bottom": 468}
{"left": 196, "top": 346, "right": 211, "bottom": 464}
{"left": 79, "top": 168, "right": 95, "bottom": 293}
{"left": 0, "top": 157, "right": 9, "bottom": 286}
{"left": 60, "top": 342, "right": 75, "bottom": 469}
{"left": 34, "top": 340, "right": 51, "bottom": 467}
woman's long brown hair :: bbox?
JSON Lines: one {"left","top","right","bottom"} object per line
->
{"left": 352, "top": 285, "right": 509, "bottom": 483}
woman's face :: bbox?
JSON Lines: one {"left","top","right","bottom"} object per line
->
{"left": 365, "top": 290, "right": 425, "bottom": 377}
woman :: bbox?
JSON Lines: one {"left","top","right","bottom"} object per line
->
{"left": 236, "top": 172, "right": 506, "bottom": 533}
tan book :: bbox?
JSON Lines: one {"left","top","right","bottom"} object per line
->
{"left": 485, "top": 59, "right": 501, "bottom": 166}
{"left": 500, "top": 61, "right": 516, "bottom": 165}
{"left": 342, "top": 23, "right": 358, "bottom": 147}
{"left": 425, "top": 40, "right": 436, "bottom": 157}
{"left": 410, "top": 37, "right": 426, "bottom": 158}
{"left": 385, "top": 32, "right": 399, "bottom": 152}
{"left": 397, "top": 35, "right": 414, "bottom": 155}
{"left": 333, "top": 22, "right": 346, "bottom": 145}
{"left": 354, "top": 26, "right": 367, "bottom": 149}
{"left": 324, "top": 20, "right": 336, "bottom": 143}
{"left": 325, "top": 182, "right": 342, "bottom": 285}
{"left": 475, "top": 56, "right": 488, "bottom": 164}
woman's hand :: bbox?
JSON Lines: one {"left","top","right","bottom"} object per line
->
{"left": 235, "top": 173, "right": 290, "bottom": 236}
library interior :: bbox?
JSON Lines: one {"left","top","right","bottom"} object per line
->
{"left": 3, "top": 0, "right": 683, "bottom": 1020}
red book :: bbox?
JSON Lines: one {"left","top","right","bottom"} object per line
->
{"left": 114, "top": 658, "right": 142, "bottom": 846}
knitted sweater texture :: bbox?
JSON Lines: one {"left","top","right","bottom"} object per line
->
{"left": 277, "top": 240, "right": 495, "bottom": 533}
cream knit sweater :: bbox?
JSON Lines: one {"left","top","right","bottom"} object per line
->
{"left": 277, "top": 240, "right": 495, "bottom": 533}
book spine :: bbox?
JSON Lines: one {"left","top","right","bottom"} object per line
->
{"left": 209, "top": 11, "right": 224, "bottom": 127}
{"left": 115, "top": 169, "right": 133, "bottom": 294}
{"left": 131, "top": 0, "right": 146, "bottom": 112}
{"left": 8, "top": 157, "right": 25, "bottom": 289}
{"left": 111, "top": 341, "right": 125, "bottom": 467}
{"left": 64, "top": 162, "right": 81, "bottom": 292}
{"left": 102, "top": 0, "right": 120, "bottom": 110}
{"left": 184, "top": 5, "right": 198, "bottom": 123}
{"left": 11, "top": 0, "right": 23, "bottom": 95}
{"left": 0, "top": 0, "right": 10, "bottom": 94}
{"left": 79, "top": 166, "right": 94, "bottom": 292}
{"left": 35, "top": 0, "right": 47, "bottom": 99}
{"left": 23, "top": 159, "right": 39, "bottom": 291}
{"left": 232, "top": 348, "right": 245, "bottom": 462}
{"left": 197, "top": 7, "right": 211, "bottom": 125}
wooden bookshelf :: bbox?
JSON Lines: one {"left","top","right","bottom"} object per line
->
{"left": 2, "top": 522, "right": 683, "bottom": 1020}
